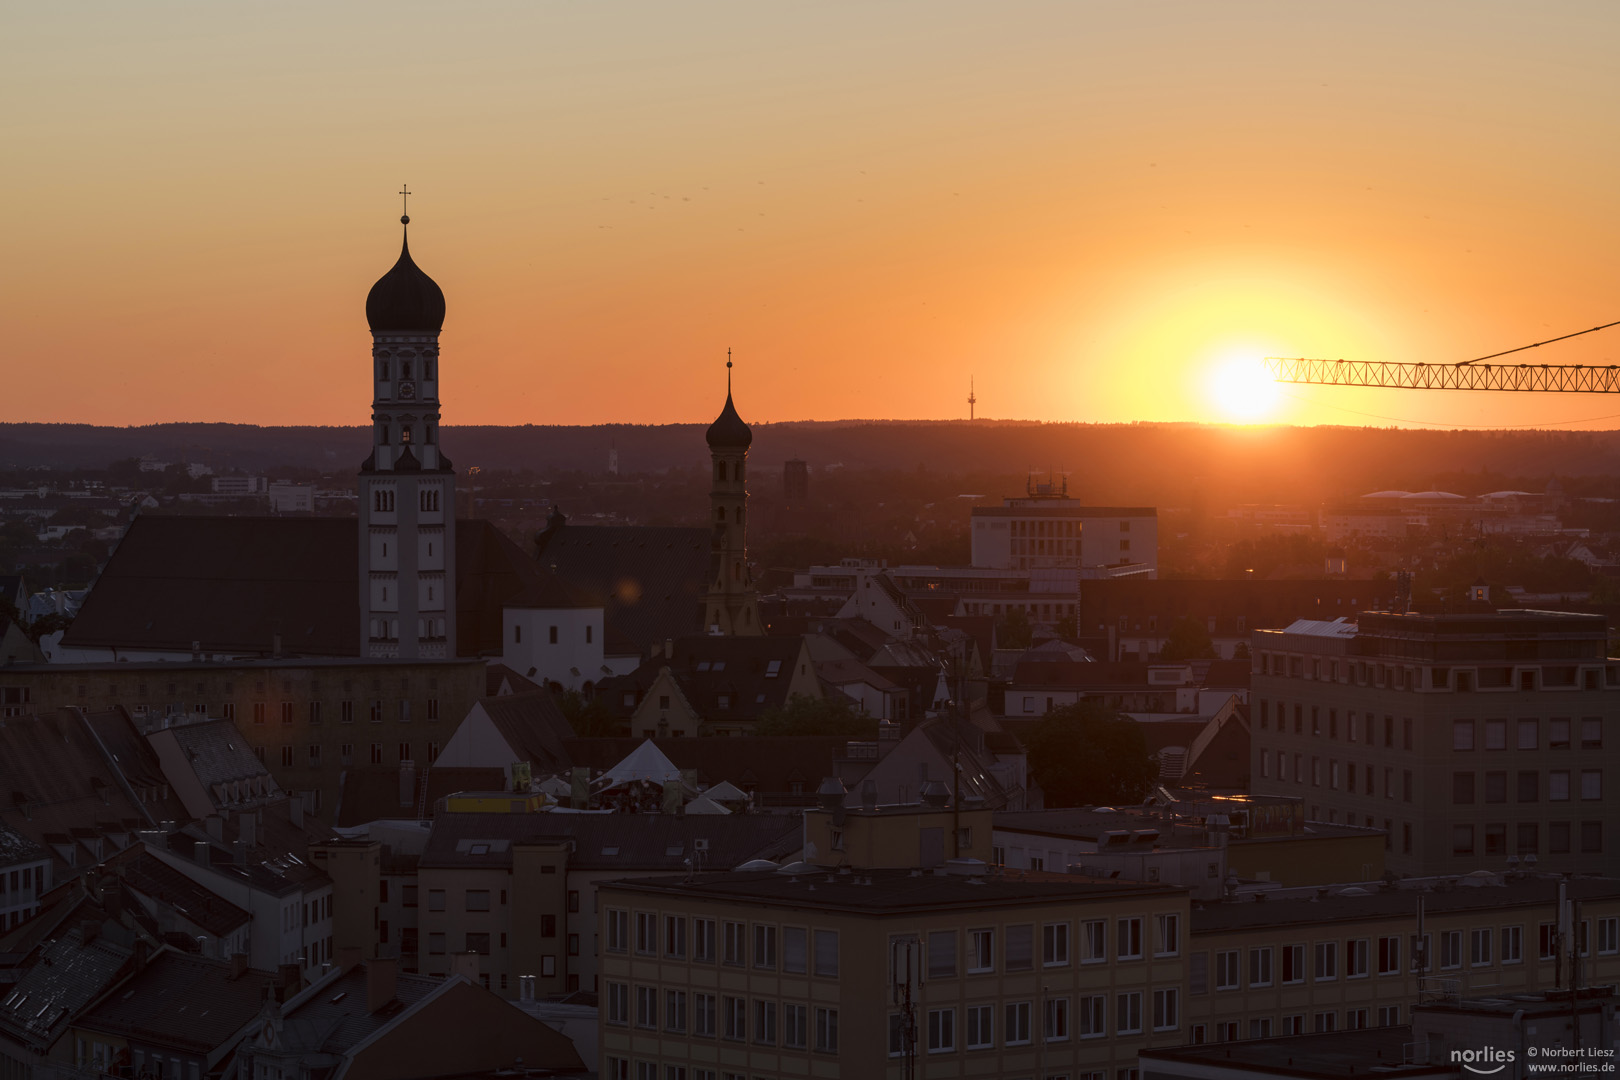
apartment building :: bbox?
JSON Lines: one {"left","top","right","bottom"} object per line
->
{"left": 597, "top": 868, "right": 1192, "bottom": 1080}
{"left": 0, "top": 657, "right": 486, "bottom": 822}
{"left": 1250, "top": 610, "right": 1620, "bottom": 875}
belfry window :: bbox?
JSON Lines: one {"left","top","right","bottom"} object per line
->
{"left": 425, "top": 424, "right": 436, "bottom": 444}
{"left": 378, "top": 423, "right": 390, "bottom": 445}
{"left": 400, "top": 426, "right": 412, "bottom": 443}
{"left": 716, "top": 507, "right": 726, "bottom": 523}
{"left": 401, "top": 361, "right": 413, "bottom": 379}
{"left": 715, "top": 462, "right": 727, "bottom": 483}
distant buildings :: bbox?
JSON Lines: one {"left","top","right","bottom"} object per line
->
{"left": 970, "top": 477, "right": 1159, "bottom": 579}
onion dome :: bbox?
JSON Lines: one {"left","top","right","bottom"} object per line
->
{"left": 705, "top": 361, "right": 753, "bottom": 450}
{"left": 366, "top": 223, "right": 445, "bottom": 333}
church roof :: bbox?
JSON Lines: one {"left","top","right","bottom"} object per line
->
{"left": 365, "top": 227, "right": 445, "bottom": 333}
{"left": 705, "top": 366, "right": 752, "bottom": 449}
{"left": 64, "top": 516, "right": 539, "bottom": 658}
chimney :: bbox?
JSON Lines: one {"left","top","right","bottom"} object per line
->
{"left": 193, "top": 840, "right": 211, "bottom": 866}
{"left": 399, "top": 761, "right": 417, "bottom": 808}
{"left": 449, "top": 952, "right": 480, "bottom": 984}
{"left": 287, "top": 795, "right": 303, "bottom": 828}
{"left": 366, "top": 957, "right": 398, "bottom": 1013}
{"left": 229, "top": 952, "right": 248, "bottom": 980}
{"left": 337, "top": 946, "right": 363, "bottom": 973}
{"left": 206, "top": 815, "right": 224, "bottom": 841}
{"left": 239, "top": 813, "right": 257, "bottom": 848}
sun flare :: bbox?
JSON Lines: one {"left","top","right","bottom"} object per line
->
{"left": 1207, "top": 352, "right": 1282, "bottom": 422}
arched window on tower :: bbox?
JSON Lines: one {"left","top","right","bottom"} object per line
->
{"left": 378, "top": 423, "right": 390, "bottom": 445}
{"left": 715, "top": 507, "right": 726, "bottom": 523}
{"left": 402, "top": 361, "right": 413, "bottom": 380}
{"left": 715, "top": 462, "right": 727, "bottom": 483}
{"left": 425, "top": 424, "right": 436, "bottom": 444}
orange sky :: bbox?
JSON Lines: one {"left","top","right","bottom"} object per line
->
{"left": 5, "top": 2, "right": 1619, "bottom": 429}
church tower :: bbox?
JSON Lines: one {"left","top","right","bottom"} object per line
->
{"left": 702, "top": 361, "right": 761, "bottom": 636}
{"left": 358, "top": 207, "right": 456, "bottom": 659}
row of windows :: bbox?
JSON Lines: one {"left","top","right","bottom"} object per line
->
{"left": 269, "top": 742, "right": 439, "bottom": 768}
{"left": 606, "top": 912, "right": 840, "bottom": 976}
{"left": 1451, "top": 769, "right": 1602, "bottom": 803}
{"left": 889, "top": 990, "right": 1180, "bottom": 1055}
{"left": 1451, "top": 821, "right": 1603, "bottom": 856}
{"left": 1193, "top": 1005, "right": 1403, "bottom": 1043}
{"left": 512, "top": 623, "right": 591, "bottom": 645}
{"left": 1194, "top": 921, "right": 1618, "bottom": 991}
{"left": 1259, "top": 702, "right": 1416, "bottom": 747}
{"left": 901, "top": 916, "right": 1181, "bottom": 976}
{"left": 1260, "top": 707, "right": 1607, "bottom": 754}
{"left": 1454, "top": 718, "right": 1602, "bottom": 751}
{"left": 1259, "top": 654, "right": 1611, "bottom": 692}
{"left": 241, "top": 699, "right": 440, "bottom": 724}
{"left": 605, "top": 985, "right": 838, "bottom": 1052}
{"left": 1260, "top": 751, "right": 1415, "bottom": 802}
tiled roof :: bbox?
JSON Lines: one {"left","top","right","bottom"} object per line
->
{"left": 280, "top": 966, "right": 443, "bottom": 1055}
{"left": 62, "top": 516, "right": 541, "bottom": 659}
{"left": 605, "top": 635, "right": 810, "bottom": 723}
{"left": 82, "top": 709, "right": 172, "bottom": 794}
{"left": 533, "top": 523, "right": 709, "bottom": 650}
{"left": 163, "top": 719, "right": 275, "bottom": 792}
{"left": 477, "top": 692, "right": 575, "bottom": 774}
{"left": 106, "top": 849, "right": 251, "bottom": 938}
{"left": 78, "top": 951, "right": 276, "bottom": 1053}
{"left": 0, "top": 928, "right": 134, "bottom": 1049}
{"left": 484, "top": 663, "right": 541, "bottom": 697}
{"left": 0, "top": 822, "right": 46, "bottom": 870}
{"left": 419, "top": 812, "right": 799, "bottom": 871}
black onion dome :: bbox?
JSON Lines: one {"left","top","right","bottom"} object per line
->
{"left": 366, "top": 229, "right": 445, "bottom": 332}
{"left": 706, "top": 391, "right": 752, "bottom": 450}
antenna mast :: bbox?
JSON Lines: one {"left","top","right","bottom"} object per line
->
{"left": 968, "top": 376, "right": 977, "bottom": 421}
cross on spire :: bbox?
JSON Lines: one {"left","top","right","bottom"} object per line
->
{"left": 399, "top": 184, "right": 411, "bottom": 225}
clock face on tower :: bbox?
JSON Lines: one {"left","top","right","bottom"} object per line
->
{"left": 398, "top": 380, "right": 416, "bottom": 400}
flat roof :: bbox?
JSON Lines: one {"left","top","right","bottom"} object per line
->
{"left": 599, "top": 867, "right": 1186, "bottom": 915}
{"left": 1140, "top": 1026, "right": 1442, "bottom": 1079}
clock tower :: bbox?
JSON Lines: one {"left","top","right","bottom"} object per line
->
{"left": 702, "top": 361, "right": 761, "bottom": 636}
{"left": 358, "top": 209, "right": 456, "bottom": 658}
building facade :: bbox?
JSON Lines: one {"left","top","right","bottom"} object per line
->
{"left": 1251, "top": 611, "right": 1620, "bottom": 876}
{"left": 702, "top": 362, "right": 762, "bottom": 637}
{"left": 970, "top": 482, "right": 1158, "bottom": 579}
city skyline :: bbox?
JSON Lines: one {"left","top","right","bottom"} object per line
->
{"left": 6, "top": 2, "right": 1619, "bottom": 431}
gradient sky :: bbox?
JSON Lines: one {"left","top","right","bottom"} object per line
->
{"left": 5, "top": 2, "right": 1619, "bottom": 429}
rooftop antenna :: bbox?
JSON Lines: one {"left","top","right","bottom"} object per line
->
{"left": 968, "top": 376, "right": 977, "bottom": 421}
{"left": 398, "top": 183, "right": 411, "bottom": 225}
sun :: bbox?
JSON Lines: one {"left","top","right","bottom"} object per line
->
{"left": 1206, "top": 351, "right": 1282, "bottom": 422}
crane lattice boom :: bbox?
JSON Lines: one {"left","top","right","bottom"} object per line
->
{"left": 1264, "top": 356, "right": 1620, "bottom": 393}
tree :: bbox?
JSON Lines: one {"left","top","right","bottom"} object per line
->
{"left": 1158, "top": 617, "right": 1216, "bottom": 661}
{"left": 555, "top": 688, "right": 617, "bottom": 737}
{"left": 754, "top": 693, "right": 875, "bottom": 737}
{"left": 1023, "top": 698, "right": 1157, "bottom": 807}
{"left": 997, "top": 606, "right": 1033, "bottom": 650}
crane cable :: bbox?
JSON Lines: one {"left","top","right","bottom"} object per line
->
{"left": 1455, "top": 319, "right": 1620, "bottom": 366}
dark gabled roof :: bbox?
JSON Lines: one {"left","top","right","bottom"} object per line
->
{"left": 280, "top": 966, "right": 443, "bottom": 1055}
{"left": 419, "top": 811, "right": 799, "bottom": 871}
{"left": 562, "top": 736, "right": 850, "bottom": 795}
{"left": 78, "top": 951, "right": 276, "bottom": 1053}
{"left": 504, "top": 572, "right": 599, "bottom": 611}
{"left": 477, "top": 692, "right": 575, "bottom": 773}
{"left": 334, "top": 767, "right": 506, "bottom": 828}
{"left": 533, "top": 524, "right": 708, "bottom": 651}
{"left": 484, "top": 663, "right": 542, "bottom": 697}
{"left": 0, "top": 928, "right": 135, "bottom": 1048}
{"left": 159, "top": 828, "right": 329, "bottom": 898}
{"left": 605, "top": 634, "right": 809, "bottom": 723}
{"left": 0, "top": 821, "right": 46, "bottom": 871}
{"left": 62, "top": 516, "right": 542, "bottom": 659}
{"left": 163, "top": 719, "right": 277, "bottom": 791}
{"left": 107, "top": 849, "right": 251, "bottom": 938}
{"left": 83, "top": 708, "right": 172, "bottom": 793}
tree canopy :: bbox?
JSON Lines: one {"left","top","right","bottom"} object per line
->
{"left": 1157, "top": 616, "right": 1217, "bottom": 661}
{"left": 997, "top": 606, "right": 1033, "bottom": 650}
{"left": 1023, "top": 698, "right": 1157, "bottom": 807}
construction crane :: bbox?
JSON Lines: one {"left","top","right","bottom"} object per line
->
{"left": 1264, "top": 318, "right": 1620, "bottom": 392}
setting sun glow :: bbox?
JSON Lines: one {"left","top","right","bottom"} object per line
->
{"left": 1207, "top": 354, "right": 1282, "bottom": 422}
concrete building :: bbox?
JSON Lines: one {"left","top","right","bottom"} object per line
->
{"left": 970, "top": 479, "right": 1158, "bottom": 578}
{"left": 1250, "top": 611, "right": 1620, "bottom": 876}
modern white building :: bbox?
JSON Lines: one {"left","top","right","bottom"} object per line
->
{"left": 970, "top": 480, "right": 1158, "bottom": 578}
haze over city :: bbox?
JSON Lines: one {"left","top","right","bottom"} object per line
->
{"left": 7, "top": 2, "right": 1619, "bottom": 429}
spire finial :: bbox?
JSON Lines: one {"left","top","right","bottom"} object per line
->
{"left": 726, "top": 349, "right": 733, "bottom": 393}
{"left": 399, "top": 184, "right": 411, "bottom": 225}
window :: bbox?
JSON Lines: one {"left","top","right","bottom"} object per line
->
{"left": 1379, "top": 1005, "right": 1401, "bottom": 1027}
{"left": 1503, "top": 925, "right": 1523, "bottom": 964}
{"left": 781, "top": 1003, "right": 805, "bottom": 1049}
{"left": 722, "top": 996, "right": 745, "bottom": 1041}
{"left": 634, "top": 986, "right": 656, "bottom": 1027}
{"left": 1454, "top": 720, "right": 1475, "bottom": 751}
{"left": 1583, "top": 718, "right": 1603, "bottom": 749}
{"left": 1315, "top": 1011, "right": 1337, "bottom": 1033}
{"left": 1598, "top": 917, "right": 1620, "bottom": 955}
{"left": 1582, "top": 770, "right": 1603, "bottom": 800}
{"left": 753, "top": 924, "right": 777, "bottom": 969}
{"left": 1551, "top": 770, "right": 1571, "bottom": 801}
{"left": 1153, "top": 988, "right": 1179, "bottom": 1031}
{"left": 1471, "top": 928, "right": 1493, "bottom": 966}
{"left": 1378, "top": 936, "right": 1401, "bottom": 974}
{"left": 813, "top": 928, "right": 838, "bottom": 976}
{"left": 1484, "top": 719, "right": 1506, "bottom": 750}
{"left": 1281, "top": 944, "right": 1304, "bottom": 984}
{"left": 1314, "top": 941, "right": 1337, "bottom": 980}
{"left": 928, "top": 930, "right": 956, "bottom": 977}
{"left": 1453, "top": 771, "right": 1475, "bottom": 804}
{"left": 965, "top": 1004, "right": 993, "bottom": 1049}
{"left": 1005, "top": 1001, "right": 1032, "bottom": 1045}
{"left": 722, "top": 921, "right": 744, "bottom": 965}
{"left": 1005, "top": 924, "right": 1033, "bottom": 971}
{"left": 1044, "top": 996, "right": 1069, "bottom": 1042}
{"left": 695, "top": 918, "right": 716, "bottom": 963}
{"left": 1550, "top": 717, "right": 1572, "bottom": 748}
{"left": 1519, "top": 719, "right": 1539, "bottom": 749}
{"left": 465, "top": 890, "right": 490, "bottom": 912}
{"left": 1346, "top": 938, "right": 1369, "bottom": 978}
{"left": 1519, "top": 771, "right": 1540, "bottom": 802}
{"left": 1215, "top": 950, "right": 1239, "bottom": 990}
{"left": 1248, "top": 946, "right": 1273, "bottom": 987}
{"left": 1486, "top": 771, "right": 1507, "bottom": 803}
{"left": 369, "top": 742, "right": 383, "bottom": 765}
{"left": 1117, "top": 917, "right": 1142, "bottom": 960}
{"left": 693, "top": 993, "right": 716, "bottom": 1037}
{"left": 606, "top": 982, "right": 629, "bottom": 1024}
{"left": 1454, "top": 824, "right": 1475, "bottom": 855}
{"left": 814, "top": 1007, "right": 839, "bottom": 1052}
{"left": 1250, "top": 1018, "right": 1273, "bottom": 1039}
{"left": 968, "top": 929, "right": 994, "bottom": 973}
{"left": 606, "top": 909, "right": 628, "bottom": 952}
{"left": 781, "top": 926, "right": 806, "bottom": 973}
{"left": 1156, "top": 913, "right": 1179, "bottom": 956}
{"left": 1116, "top": 991, "right": 1143, "bottom": 1035}
{"left": 280, "top": 745, "right": 294, "bottom": 767}
{"left": 427, "top": 889, "right": 446, "bottom": 912}
{"left": 1440, "top": 929, "right": 1463, "bottom": 969}
{"left": 665, "top": 916, "right": 687, "bottom": 959}
{"left": 927, "top": 1007, "right": 955, "bottom": 1053}
{"left": 635, "top": 912, "right": 655, "bottom": 954}
{"left": 666, "top": 990, "right": 687, "bottom": 1033}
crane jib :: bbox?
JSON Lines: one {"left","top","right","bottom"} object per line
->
{"left": 1263, "top": 357, "right": 1620, "bottom": 393}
